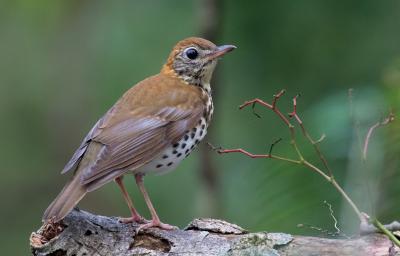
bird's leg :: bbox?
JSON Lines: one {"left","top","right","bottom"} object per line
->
{"left": 134, "top": 174, "right": 177, "bottom": 231}
{"left": 114, "top": 176, "right": 147, "bottom": 224}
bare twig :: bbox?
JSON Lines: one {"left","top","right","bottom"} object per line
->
{"left": 316, "top": 134, "right": 326, "bottom": 144}
{"left": 358, "top": 109, "right": 397, "bottom": 246}
{"left": 217, "top": 147, "right": 301, "bottom": 164}
{"left": 216, "top": 89, "right": 399, "bottom": 247}
{"left": 363, "top": 112, "right": 395, "bottom": 160}
{"left": 220, "top": 90, "right": 365, "bottom": 223}
{"left": 240, "top": 89, "right": 290, "bottom": 127}
{"left": 207, "top": 142, "right": 222, "bottom": 152}
{"left": 323, "top": 200, "right": 346, "bottom": 237}
{"left": 288, "top": 94, "right": 333, "bottom": 177}
{"left": 297, "top": 201, "right": 350, "bottom": 239}
{"left": 297, "top": 223, "right": 341, "bottom": 238}
{"left": 324, "top": 200, "right": 339, "bottom": 234}
{"left": 269, "top": 138, "right": 282, "bottom": 155}
{"left": 272, "top": 89, "right": 286, "bottom": 109}
{"left": 251, "top": 102, "right": 262, "bottom": 118}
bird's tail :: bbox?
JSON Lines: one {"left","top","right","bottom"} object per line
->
{"left": 42, "top": 173, "right": 86, "bottom": 222}
{"left": 43, "top": 142, "right": 105, "bottom": 222}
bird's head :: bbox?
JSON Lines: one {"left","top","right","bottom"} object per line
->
{"left": 162, "top": 37, "right": 236, "bottom": 87}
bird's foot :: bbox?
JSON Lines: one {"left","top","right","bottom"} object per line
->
{"left": 118, "top": 215, "right": 149, "bottom": 224}
{"left": 135, "top": 219, "right": 178, "bottom": 233}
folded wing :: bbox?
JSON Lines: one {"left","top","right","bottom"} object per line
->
{"left": 60, "top": 74, "right": 205, "bottom": 191}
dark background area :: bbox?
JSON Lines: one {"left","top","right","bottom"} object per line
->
{"left": 0, "top": 1, "right": 399, "bottom": 254}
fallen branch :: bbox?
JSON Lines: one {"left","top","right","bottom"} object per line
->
{"left": 30, "top": 209, "right": 400, "bottom": 256}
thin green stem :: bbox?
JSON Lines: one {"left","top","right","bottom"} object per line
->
{"left": 302, "top": 160, "right": 331, "bottom": 181}
{"left": 291, "top": 139, "right": 304, "bottom": 161}
{"left": 372, "top": 218, "right": 400, "bottom": 248}
{"left": 330, "top": 177, "right": 365, "bottom": 223}
{"left": 270, "top": 155, "right": 301, "bottom": 164}
{"left": 301, "top": 160, "right": 364, "bottom": 222}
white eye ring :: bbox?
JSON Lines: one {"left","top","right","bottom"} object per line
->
{"left": 184, "top": 47, "right": 199, "bottom": 60}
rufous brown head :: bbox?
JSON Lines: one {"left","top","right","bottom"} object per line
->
{"left": 162, "top": 37, "right": 236, "bottom": 86}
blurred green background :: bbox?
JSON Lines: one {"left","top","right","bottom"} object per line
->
{"left": 1, "top": 1, "right": 399, "bottom": 254}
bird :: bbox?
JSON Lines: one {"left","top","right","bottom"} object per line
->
{"left": 42, "top": 37, "right": 236, "bottom": 231}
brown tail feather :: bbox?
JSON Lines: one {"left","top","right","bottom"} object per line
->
{"left": 43, "top": 142, "right": 105, "bottom": 222}
{"left": 42, "top": 174, "right": 86, "bottom": 222}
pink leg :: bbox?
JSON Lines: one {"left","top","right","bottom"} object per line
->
{"left": 114, "top": 176, "right": 147, "bottom": 224}
{"left": 135, "top": 174, "right": 177, "bottom": 231}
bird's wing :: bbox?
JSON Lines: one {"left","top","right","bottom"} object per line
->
{"left": 61, "top": 74, "right": 206, "bottom": 190}
{"left": 61, "top": 116, "right": 106, "bottom": 174}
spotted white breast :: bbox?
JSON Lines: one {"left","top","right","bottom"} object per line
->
{"left": 136, "top": 87, "right": 213, "bottom": 175}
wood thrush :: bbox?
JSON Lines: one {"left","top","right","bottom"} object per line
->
{"left": 43, "top": 37, "right": 236, "bottom": 231}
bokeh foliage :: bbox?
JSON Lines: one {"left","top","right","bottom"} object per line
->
{"left": 0, "top": 1, "right": 399, "bottom": 254}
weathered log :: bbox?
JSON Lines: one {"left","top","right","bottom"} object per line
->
{"left": 30, "top": 209, "right": 399, "bottom": 256}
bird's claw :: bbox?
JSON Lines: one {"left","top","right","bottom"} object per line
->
{"left": 118, "top": 215, "right": 149, "bottom": 224}
{"left": 135, "top": 219, "right": 178, "bottom": 233}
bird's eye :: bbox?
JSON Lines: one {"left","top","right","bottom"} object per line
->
{"left": 184, "top": 47, "right": 198, "bottom": 60}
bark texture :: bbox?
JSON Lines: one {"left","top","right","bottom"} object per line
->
{"left": 30, "top": 209, "right": 399, "bottom": 256}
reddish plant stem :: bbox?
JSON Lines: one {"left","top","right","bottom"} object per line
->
{"left": 220, "top": 90, "right": 365, "bottom": 223}
{"left": 238, "top": 90, "right": 302, "bottom": 159}
{"left": 220, "top": 91, "right": 400, "bottom": 246}
{"left": 239, "top": 89, "right": 291, "bottom": 127}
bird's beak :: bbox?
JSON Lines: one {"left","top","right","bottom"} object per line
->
{"left": 207, "top": 45, "right": 236, "bottom": 60}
